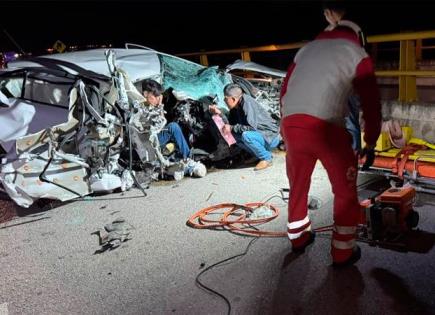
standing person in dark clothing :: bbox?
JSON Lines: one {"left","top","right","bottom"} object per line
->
{"left": 209, "top": 83, "right": 280, "bottom": 171}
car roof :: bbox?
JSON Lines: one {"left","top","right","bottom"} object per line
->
{"left": 8, "top": 48, "right": 161, "bottom": 82}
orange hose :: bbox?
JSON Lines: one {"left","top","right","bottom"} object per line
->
{"left": 187, "top": 202, "right": 333, "bottom": 237}
{"left": 187, "top": 202, "right": 283, "bottom": 236}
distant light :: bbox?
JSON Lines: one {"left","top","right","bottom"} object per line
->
{"left": 14, "top": 53, "right": 19, "bottom": 58}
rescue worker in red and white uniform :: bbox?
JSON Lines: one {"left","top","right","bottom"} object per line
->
{"left": 280, "top": 21, "right": 381, "bottom": 266}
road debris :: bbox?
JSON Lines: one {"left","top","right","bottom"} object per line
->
{"left": 92, "top": 217, "right": 133, "bottom": 253}
{"left": 206, "top": 192, "right": 214, "bottom": 201}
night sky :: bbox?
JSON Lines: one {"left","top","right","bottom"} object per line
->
{"left": 1, "top": 0, "right": 435, "bottom": 65}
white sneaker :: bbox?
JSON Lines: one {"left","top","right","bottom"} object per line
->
{"left": 184, "top": 159, "right": 207, "bottom": 178}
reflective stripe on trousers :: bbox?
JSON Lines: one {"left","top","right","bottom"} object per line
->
{"left": 287, "top": 216, "right": 312, "bottom": 247}
{"left": 331, "top": 225, "right": 357, "bottom": 262}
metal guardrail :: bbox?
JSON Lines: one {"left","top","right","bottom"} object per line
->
{"left": 177, "top": 30, "right": 435, "bottom": 102}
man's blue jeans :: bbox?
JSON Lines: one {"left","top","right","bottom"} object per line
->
{"left": 233, "top": 131, "right": 280, "bottom": 161}
{"left": 158, "top": 122, "right": 190, "bottom": 159}
{"left": 345, "top": 95, "right": 361, "bottom": 151}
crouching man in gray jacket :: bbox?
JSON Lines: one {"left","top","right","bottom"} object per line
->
{"left": 210, "top": 83, "right": 280, "bottom": 170}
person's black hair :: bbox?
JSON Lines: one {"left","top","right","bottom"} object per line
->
{"left": 142, "top": 79, "right": 164, "bottom": 96}
{"left": 322, "top": 0, "right": 347, "bottom": 15}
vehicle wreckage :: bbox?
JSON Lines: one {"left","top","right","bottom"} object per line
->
{"left": 225, "top": 59, "right": 285, "bottom": 120}
{"left": 0, "top": 47, "right": 282, "bottom": 207}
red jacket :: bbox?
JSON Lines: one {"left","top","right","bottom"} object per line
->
{"left": 280, "top": 27, "right": 381, "bottom": 146}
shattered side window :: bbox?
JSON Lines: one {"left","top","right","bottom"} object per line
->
{"left": 23, "top": 73, "right": 73, "bottom": 108}
{"left": 0, "top": 76, "right": 24, "bottom": 98}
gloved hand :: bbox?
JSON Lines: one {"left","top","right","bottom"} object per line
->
{"left": 359, "top": 146, "right": 375, "bottom": 171}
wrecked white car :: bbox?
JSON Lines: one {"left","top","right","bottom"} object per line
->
{"left": 226, "top": 59, "right": 285, "bottom": 119}
{"left": 0, "top": 49, "right": 155, "bottom": 207}
{"left": 0, "top": 47, "right": 279, "bottom": 208}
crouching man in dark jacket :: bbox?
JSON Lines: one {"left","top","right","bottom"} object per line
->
{"left": 210, "top": 83, "right": 280, "bottom": 170}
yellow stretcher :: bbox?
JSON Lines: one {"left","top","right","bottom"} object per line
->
{"left": 360, "top": 127, "right": 435, "bottom": 191}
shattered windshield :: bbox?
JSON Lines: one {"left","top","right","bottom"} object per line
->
{"left": 160, "top": 55, "right": 231, "bottom": 109}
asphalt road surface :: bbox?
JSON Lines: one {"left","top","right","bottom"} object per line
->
{"left": 1, "top": 151, "right": 435, "bottom": 315}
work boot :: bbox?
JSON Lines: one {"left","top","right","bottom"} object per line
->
{"left": 292, "top": 231, "right": 316, "bottom": 254}
{"left": 332, "top": 245, "right": 361, "bottom": 268}
{"left": 254, "top": 160, "right": 272, "bottom": 171}
{"left": 243, "top": 155, "right": 259, "bottom": 165}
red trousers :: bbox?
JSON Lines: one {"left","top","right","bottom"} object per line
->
{"left": 281, "top": 114, "right": 360, "bottom": 263}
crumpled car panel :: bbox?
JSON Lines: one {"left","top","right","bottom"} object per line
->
{"left": 1, "top": 151, "right": 90, "bottom": 208}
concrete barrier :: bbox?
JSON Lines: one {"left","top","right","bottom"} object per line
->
{"left": 382, "top": 101, "right": 435, "bottom": 143}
